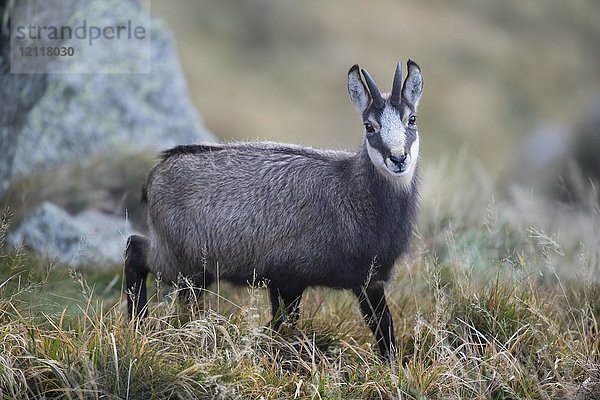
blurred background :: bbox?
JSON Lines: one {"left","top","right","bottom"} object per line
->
{"left": 1, "top": 0, "right": 599, "bottom": 272}
{"left": 153, "top": 0, "right": 600, "bottom": 174}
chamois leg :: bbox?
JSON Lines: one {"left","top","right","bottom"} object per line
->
{"left": 269, "top": 285, "right": 304, "bottom": 331}
{"left": 125, "top": 235, "right": 150, "bottom": 320}
{"left": 354, "top": 282, "right": 396, "bottom": 360}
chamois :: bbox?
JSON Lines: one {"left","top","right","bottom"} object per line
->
{"left": 125, "top": 60, "right": 424, "bottom": 359}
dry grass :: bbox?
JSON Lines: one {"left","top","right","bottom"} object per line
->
{"left": 1, "top": 159, "right": 599, "bottom": 399}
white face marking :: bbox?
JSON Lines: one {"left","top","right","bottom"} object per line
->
{"left": 365, "top": 135, "right": 419, "bottom": 190}
{"left": 366, "top": 114, "right": 419, "bottom": 191}
{"left": 366, "top": 141, "right": 389, "bottom": 177}
{"left": 378, "top": 106, "right": 405, "bottom": 155}
{"left": 398, "top": 135, "right": 419, "bottom": 189}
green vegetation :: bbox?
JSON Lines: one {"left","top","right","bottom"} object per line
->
{"left": 1, "top": 161, "right": 598, "bottom": 399}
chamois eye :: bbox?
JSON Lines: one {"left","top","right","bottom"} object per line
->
{"left": 408, "top": 115, "right": 417, "bottom": 126}
{"left": 364, "top": 122, "right": 375, "bottom": 133}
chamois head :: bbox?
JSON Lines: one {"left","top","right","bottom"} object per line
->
{"left": 348, "top": 60, "right": 423, "bottom": 187}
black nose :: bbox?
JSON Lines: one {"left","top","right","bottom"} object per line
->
{"left": 389, "top": 154, "right": 407, "bottom": 167}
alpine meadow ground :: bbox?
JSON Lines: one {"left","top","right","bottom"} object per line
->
{"left": 1, "top": 156, "right": 599, "bottom": 399}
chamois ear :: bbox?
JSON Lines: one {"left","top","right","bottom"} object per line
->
{"left": 348, "top": 64, "right": 370, "bottom": 115}
{"left": 402, "top": 60, "right": 423, "bottom": 109}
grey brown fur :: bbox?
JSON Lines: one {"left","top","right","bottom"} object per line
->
{"left": 125, "top": 61, "right": 424, "bottom": 359}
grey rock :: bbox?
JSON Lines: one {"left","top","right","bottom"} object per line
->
{"left": 0, "top": 0, "right": 214, "bottom": 196}
{"left": 9, "top": 201, "right": 139, "bottom": 267}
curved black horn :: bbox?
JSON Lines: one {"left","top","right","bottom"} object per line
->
{"left": 361, "top": 68, "right": 384, "bottom": 109}
{"left": 390, "top": 62, "right": 402, "bottom": 106}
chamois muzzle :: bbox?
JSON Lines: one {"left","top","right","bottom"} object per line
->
{"left": 389, "top": 154, "right": 408, "bottom": 172}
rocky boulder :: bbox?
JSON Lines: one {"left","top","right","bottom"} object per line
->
{"left": 9, "top": 202, "right": 139, "bottom": 267}
{"left": 0, "top": 0, "right": 214, "bottom": 197}
{"left": 0, "top": 0, "right": 216, "bottom": 267}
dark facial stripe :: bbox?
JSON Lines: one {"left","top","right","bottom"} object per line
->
{"left": 362, "top": 102, "right": 383, "bottom": 123}
{"left": 404, "top": 126, "right": 417, "bottom": 152}
{"left": 365, "top": 101, "right": 419, "bottom": 157}
{"left": 366, "top": 131, "right": 391, "bottom": 159}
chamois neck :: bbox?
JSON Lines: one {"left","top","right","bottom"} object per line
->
{"left": 354, "top": 140, "right": 417, "bottom": 196}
